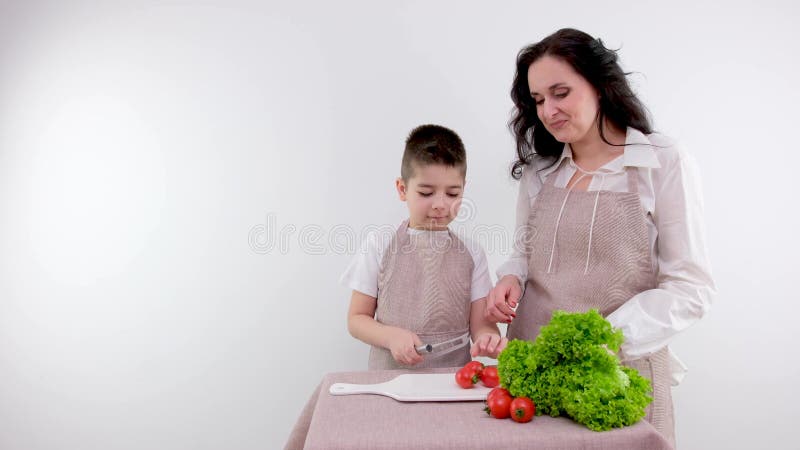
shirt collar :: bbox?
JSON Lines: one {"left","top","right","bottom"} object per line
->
{"left": 622, "top": 127, "right": 661, "bottom": 169}
{"left": 538, "top": 145, "right": 571, "bottom": 178}
{"left": 537, "top": 127, "right": 660, "bottom": 177}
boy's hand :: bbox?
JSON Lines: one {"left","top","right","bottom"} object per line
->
{"left": 470, "top": 334, "right": 508, "bottom": 359}
{"left": 486, "top": 275, "right": 521, "bottom": 323}
{"left": 386, "top": 328, "right": 424, "bottom": 366}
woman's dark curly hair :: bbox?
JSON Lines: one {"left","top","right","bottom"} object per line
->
{"left": 509, "top": 28, "right": 652, "bottom": 179}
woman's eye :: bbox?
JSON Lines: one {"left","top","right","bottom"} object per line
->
{"left": 555, "top": 90, "right": 569, "bottom": 98}
{"left": 534, "top": 98, "right": 544, "bottom": 105}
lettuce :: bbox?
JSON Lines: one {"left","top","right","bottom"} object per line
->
{"left": 497, "top": 310, "right": 652, "bottom": 431}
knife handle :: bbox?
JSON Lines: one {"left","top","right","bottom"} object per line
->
{"left": 415, "top": 343, "right": 433, "bottom": 354}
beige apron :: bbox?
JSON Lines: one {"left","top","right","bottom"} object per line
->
{"left": 368, "top": 220, "right": 474, "bottom": 370}
{"left": 508, "top": 163, "right": 675, "bottom": 447}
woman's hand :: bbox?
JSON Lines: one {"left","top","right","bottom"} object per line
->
{"left": 470, "top": 333, "right": 509, "bottom": 359}
{"left": 486, "top": 275, "right": 522, "bottom": 323}
{"left": 385, "top": 327, "right": 424, "bottom": 366}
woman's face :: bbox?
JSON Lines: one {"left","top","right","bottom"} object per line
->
{"left": 528, "top": 55, "right": 600, "bottom": 146}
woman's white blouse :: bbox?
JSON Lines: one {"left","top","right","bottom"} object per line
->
{"left": 496, "top": 128, "right": 716, "bottom": 382}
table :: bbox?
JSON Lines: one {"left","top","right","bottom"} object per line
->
{"left": 285, "top": 368, "right": 672, "bottom": 450}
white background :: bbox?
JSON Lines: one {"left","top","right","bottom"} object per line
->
{"left": 1, "top": 1, "right": 798, "bottom": 449}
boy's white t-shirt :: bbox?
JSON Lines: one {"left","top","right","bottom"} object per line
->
{"left": 340, "top": 225, "right": 493, "bottom": 301}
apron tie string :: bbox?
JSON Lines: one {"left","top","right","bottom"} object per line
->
{"left": 585, "top": 174, "right": 606, "bottom": 274}
{"left": 547, "top": 162, "right": 609, "bottom": 275}
{"left": 546, "top": 172, "right": 589, "bottom": 274}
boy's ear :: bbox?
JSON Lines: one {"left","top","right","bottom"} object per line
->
{"left": 395, "top": 177, "right": 407, "bottom": 201}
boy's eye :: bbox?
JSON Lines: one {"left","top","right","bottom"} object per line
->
{"left": 418, "top": 192, "right": 433, "bottom": 197}
{"left": 447, "top": 193, "right": 460, "bottom": 198}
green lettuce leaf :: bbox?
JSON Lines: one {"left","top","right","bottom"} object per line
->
{"left": 497, "top": 310, "right": 652, "bottom": 431}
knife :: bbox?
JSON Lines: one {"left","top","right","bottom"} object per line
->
{"left": 415, "top": 332, "right": 470, "bottom": 358}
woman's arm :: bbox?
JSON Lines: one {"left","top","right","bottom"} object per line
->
{"left": 487, "top": 166, "right": 539, "bottom": 322}
{"left": 607, "top": 148, "right": 715, "bottom": 359}
{"left": 495, "top": 167, "right": 536, "bottom": 290}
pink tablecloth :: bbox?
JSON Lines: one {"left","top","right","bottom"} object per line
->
{"left": 285, "top": 367, "right": 672, "bottom": 450}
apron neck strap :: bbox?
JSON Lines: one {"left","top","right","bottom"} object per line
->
{"left": 544, "top": 158, "right": 568, "bottom": 186}
{"left": 625, "top": 166, "right": 639, "bottom": 194}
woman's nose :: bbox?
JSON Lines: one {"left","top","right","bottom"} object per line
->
{"left": 543, "top": 99, "right": 558, "bottom": 117}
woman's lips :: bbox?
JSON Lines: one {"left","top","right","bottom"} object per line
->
{"left": 549, "top": 119, "right": 567, "bottom": 130}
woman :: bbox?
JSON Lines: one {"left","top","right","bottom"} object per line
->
{"left": 486, "top": 28, "right": 715, "bottom": 447}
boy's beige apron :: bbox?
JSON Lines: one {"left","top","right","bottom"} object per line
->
{"left": 369, "top": 220, "right": 473, "bottom": 370}
{"left": 507, "top": 164, "right": 675, "bottom": 447}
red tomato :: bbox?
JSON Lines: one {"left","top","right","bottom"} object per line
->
{"left": 484, "top": 391, "right": 512, "bottom": 419}
{"left": 480, "top": 366, "right": 500, "bottom": 388}
{"left": 486, "top": 387, "right": 511, "bottom": 403}
{"left": 510, "top": 397, "right": 535, "bottom": 423}
{"left": 464, "top": 360, "right": 485, "bottom": 376}
{"left": 455, "top": 367, "right": 479, "bottom": 389}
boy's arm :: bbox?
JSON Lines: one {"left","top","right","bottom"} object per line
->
{"left": 469, "top": 297, "right": 508, "bottom": 358}
{"left": 347, "top": 290, "right": 424, "bottom": 366}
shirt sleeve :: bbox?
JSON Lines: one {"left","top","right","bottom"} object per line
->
{"left": 339, "top": 230, "right": 387, "bottom": 298}
{"left": 496, "top": 166, "right": 538, "bottom": 290}
{"left": 607, "top": 148, "right": 716, "bottom": 359}
{"left": 466, "top": 240, "right": 493, "bottom": 301}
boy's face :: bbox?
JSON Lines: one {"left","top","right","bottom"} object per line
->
{"left": 396, "top": 163, "right": 465, "bottom": 231}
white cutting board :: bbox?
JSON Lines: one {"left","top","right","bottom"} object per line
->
{"left": 329, "top": 373, "right": 492, "bottom": 402}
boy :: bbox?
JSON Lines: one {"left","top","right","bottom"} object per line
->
{"left": 341, "top": 124, "right": 507, "bottom": 369}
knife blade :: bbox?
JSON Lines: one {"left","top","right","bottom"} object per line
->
{"left": 415, "top": 332, "right": 470, "bottom": 358}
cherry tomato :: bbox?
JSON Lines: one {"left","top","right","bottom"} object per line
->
{"left": 484, "top": 391, "right": 512, "bottom": 419}
{"left": 455, "top": 367, "right": 479, "bottom": 389}
{"left": 486, "top": 387, "right": 511, "bottom": 403}
{"left": 510, "top": 397, "right": 535, "bottom": 423}
{"left": 480, "top": 366, "right": 500, "bottom": 388}
{"left": 464, "top": 360, "right": 485, "bottom": 376}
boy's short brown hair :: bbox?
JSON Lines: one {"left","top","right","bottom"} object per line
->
{"left": 401, "top": 124, "right": 466, "bottom": 181}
